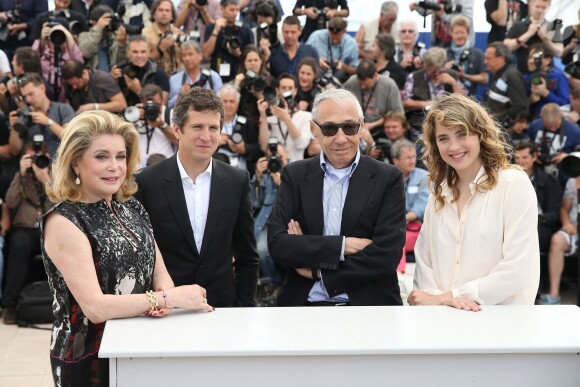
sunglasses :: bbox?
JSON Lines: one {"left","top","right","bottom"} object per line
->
{"left": 312, "top": 120, "right": 361, "bottom": 136}
{"left": 328, "top": 28, "right": 344, "bottom": 34}
{"left": 400, "top": 29, "right": 415, "bottom": 34}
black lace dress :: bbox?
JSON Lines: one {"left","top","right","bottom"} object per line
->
{"left": 41, "top": 197, "right": 156, "bottom": 387}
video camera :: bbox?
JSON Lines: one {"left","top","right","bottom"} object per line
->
{"left": 107, "top": 5, "right": 142, "bottom": 35}
{"left": 417, "top": 0, "right": 462, "bottom": 14}
{"left": 267, "top": 137, "right": 283, "bottom": 173}
{"left": 0, "top": 10, "right": 20, "bottom": 42}
{"left": 259, "top": 22, "right": 279, "bottom": 46}
{"left": 28, "top": 135, "right": 50, "bottom": 172}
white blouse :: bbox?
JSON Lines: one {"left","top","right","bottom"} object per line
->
{"left": 414, "top": 166, "right": 540, "bottom": 305}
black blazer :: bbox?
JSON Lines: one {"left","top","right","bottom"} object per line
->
{"left": 135, "top": 156, "right": 259, "bottom": 307}
{"left": 267, "top": 155, "right": 406, "bottom": 306}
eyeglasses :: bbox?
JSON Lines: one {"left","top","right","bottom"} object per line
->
{"left": 328, "top": 28, "right": 344, "bottom": 34}
{"left": 400, "top": 29, "right": 416, "bottom": 34}
{"left": 312, "top": 120, "right": 361, "bottom": 136}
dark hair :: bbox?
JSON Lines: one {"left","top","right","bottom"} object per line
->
{"left": 277, "top": 72, "right": 297, "bottom": 88}
{"left": 488, "top": 42, "right": 510, "bottom": 60}
{"left": 283, "top": 15, "right": 301, "bottom": 27}
{"left": 62, "top": 60, "right": 86, "bottom": 80}
{"left": 140, "top": 84, "right": 163, "bottom": 100}
{"left": 356, "top": 59, "right": 377, "bottom": 80}
{"left": 375, "top": 33, "right": 396, "bottom": 60}
{"left": 89, "top": 4, "right": 114, "bottom": 22}
{"left": 383, "top": 111, "right": 409, "bottom": 129}
{"left": 149, "top": 0, "right": 176, "bottom": 23}
{"left": 173, "top": 87, "right": 224, "bottom": 130}
{"left": 221, "top": 0, "right": 239, "bottom": 7}
{"left": 529, "top": 42, "right": 552, "bottom": 58}
{"left": 18, "top": 72, "right": 44, "bottom": 88}
{"left": 237, "top": 45, "right": 266, "bottom": 75}
{"left": 514, "top": 141, "right": 537, "bottom": 155}
{"left": 295, "top": 57, "right": 318, "bottom": 79}
{"left": 14, "top": 47, "right": 42, "bottom": 74}
{"left": 254, "top": 0, "right": 279, "bottom": 22}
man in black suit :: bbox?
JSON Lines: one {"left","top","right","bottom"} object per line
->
{"left": 267, "top": 88, "right": 406, "bottom": 307}
{"left": 135, "top": 87, "right": 259, "bottom": 307}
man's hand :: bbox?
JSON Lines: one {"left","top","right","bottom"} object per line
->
{"left": 526, "top": 20, "right": 541, "bottom": 39}
{"left": 295, "top": 267, "right": 318, "bottom": 279}
{"left": 124, "top": 74, "right": 142, "bottom": 93}
{"left": 551, "top": 152, "right": 568, "bottom": 164}
{"left": 159, "top": 32, "right": 174, "bottom": 51}
{"left": 344, "top": 237, "right": 372, "bottom": 255}
{"left": 531, "top": 77, "right": 549, "bottom": 98}
{"left": 257, "top": 98, "right": 269, "bottom": 117}
{"left": 214, "top": 18, "right": 227, "bottom": 33}
{"left": 8, "top": 111, "right": 18, "bottom": 128}
{"left": 436, "top": 72, "right": 457, "bottom": 86}
{"left": 269, "top": 103, "right": 291, "bottom": 122}
{"left": 110, "top": 65, "right": 123, "bottom": 79}
{"left": 30, "top": 111, "right": 50, "bottom": 126}
{"left": 562, "top": 222, "right": 577, "bottom": 235}
{"left": 255, "top": 156, "right": 268, "bottom": 182}
{"left": 96, "top": 12, "right": 112, "bottom": 30}
{"left": 319, "top": 57, "right": 331, "bottom": 71}
{"left": 304, "top": 7, "right": 318, "bottom": 19}
{"left": 19, "top": 154, "right": 33, "bottom": 176}
{"left": 77, "top": 103, "right": 97, "bottom": 113}
{"left": 32, "top": 162, "right": 51, "bottom": 184}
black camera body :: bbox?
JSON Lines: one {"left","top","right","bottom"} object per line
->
{"left": 223, "top": 21, "right": 243, "bottom": 50}
{"left": 47, "top": 16, "right": 68, "bottom": 46}
{"left": 451, "top": 49, "right": 470, "bottom": 72}
{"left": 374, "top": 138, "right": 394, "bottom": 161}
{"left": 144, "top": 100, "right": 160, "bottom": 122}
{"left": 29, "top": 134, "right": 50, "bottom": 172}
{"left": 107, "top": 5, "right": 142, "bottom": 35}
{"left": 259, "top": 22, "right": 279, "bottom": 46}
{"left": 244, "top": 70, "right": 267, "bottom": 92}
{"left": 417, "top": 0, "right": 462, "bottom": 14}
{"left": 315, "top": 7, "right": 327, "bottom": 30}
{"left": 565, "top": 52, "right": 580, "bottom": 80}
{"left": 196, "top": 0, "right": 208, "bottom": 5}
{"left": 13, "top": 106, "right": 33, "bottom": 135}
{"left": 0, "top": 10, "right": 20, "bottom": 42}
{"left": 116, "top": 59, "right": 141, "bottom": 79}
{"left": 231, "top": 115, "right": 247, "bottom": 144}
{"left": 267, "top": 137, "right": 283, "bottom": 173}
{"left": 530, "top": 52, "right": 545, "bottom": 86}
{"left": 192, "top": 69, "right": 212, "bottom": 88}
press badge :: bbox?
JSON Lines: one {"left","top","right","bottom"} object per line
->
{"left": 219, "top": 63, "right": 231, "bottom": 77}
{"left": 496, "top": 78, "right": 508, "bottom": 92}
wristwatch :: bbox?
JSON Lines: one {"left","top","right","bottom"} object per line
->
{"left": 47, "top": 118, "right": 54, "bottom": 127}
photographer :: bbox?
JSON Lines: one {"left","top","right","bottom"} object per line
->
{"left": 62, "top": 59, "right": 127, "bottom": 113}
{"left": 202, "top": 0, "right": 254, "bottom": 83}
{"left": 524, "top": 43, "right": 570, "bottom": 119}
{"left": 252, "top": 142, "right": 288, "bottom": 291}
{"left": 355, "top": 1, "right": 399, "bottom": 60}
{"left": 0, "top": 0, "right": 48, "bottom": 60}
{"left": 0, "top": 142, "right": 53, "bottom": 324}
{"left": 344, "top": 59, "right": 403, "bottom": 134}
{"left": 504, "top": 0, "right": 564, "bottom": 74}
{"left": 266, "top": 15, "right": 318, "bottom": 80}
{"left": 444, "top": 16, "right": 488, "bottom": 96}
{"left": 134, "top": 84, "right": 176, "bottom": 168}
{"left": 77, "top": 5, "right": 128, "bottom": 72}
{"left": 394, "top": 18, "right": 425, "bottom": 74}
{"left": 31, "top": 17, "right": 84, "bottom": 102}
{"left": 306, "top": 16, "right": 359, "bottom": 82}
{"left": 561, "top": 8, "right": 579, "bottom": 69}
{"left": 295, "top": 57, "right": 319, "bottom": 112}
{"left": 367, "top": 111, "right": 413, "bottom": 163}
{"left": 32, "top": 1, "right": 89, "bottom": 41}
{"left": 110, "top": 34, "right": 170, "bottom": 106}
{"left": 257, "top": 73, "right": 311, "bottom": 163}
{"left": 292, "top": 0, "right": 349, "bottom": 43}
{"left": 175, "top": 0, "right": 218, "bottom": 44}
{"left": 168, "top": 39, "right": 222, "bottom": 109}
{"left": 410, "top": 0, "right": 473, "bottom": 47}
{"left": 528, "top": 103, "right": 580, "bottom": 178}
{"left": 8, "top": 73, "right": 74, "bottom": 157}
{"left": 251, "top": 0, "right": 280, "bottom": 55}
{"left": 142, "top": 0, "right": 183, "bottom": 77}
{"left": 371, "top": 33, "right": 407, "bottom": 90}
{"left": 217, "top": 83, "right": 248, "bottom": 169}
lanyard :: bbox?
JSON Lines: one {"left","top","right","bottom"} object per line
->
{"left": 327, "top": 36, "right": 343, "bottom": 65}
{"left": 361, "top": 84, "right": 376, "bottom": 114}
{"left": 268, "top": 117, "right": 288, "bottom": 145}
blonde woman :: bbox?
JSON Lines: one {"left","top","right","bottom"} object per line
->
{"left": 42, "top": 111, "right": 213, "bottom": 386}
{"left": 408, "top": 94, "right": 540, "bottom": 311}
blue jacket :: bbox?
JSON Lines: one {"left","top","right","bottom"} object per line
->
{"left": 523, "top": 66, "right": 570, "bottom": 119}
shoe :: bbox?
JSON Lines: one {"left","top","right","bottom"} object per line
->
{"left": 2, "top": 306, "right": 17, "bottom": 324}
{"left": 537, "top": 294, "right": 561, "bottom": 305}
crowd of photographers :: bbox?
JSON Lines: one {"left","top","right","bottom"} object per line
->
{"left": 0, "top": 0, "right": 579, "bottom": 320}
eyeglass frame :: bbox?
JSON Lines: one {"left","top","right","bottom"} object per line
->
{"left": 312, "top": 119, "right": 363, "bottom": 136}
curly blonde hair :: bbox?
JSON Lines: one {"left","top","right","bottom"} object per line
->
{"left": 420, "top": 94, "right": 515, "bottom": 211}
{"left": 47, "top": 111, "right": 140, "bottom": 203}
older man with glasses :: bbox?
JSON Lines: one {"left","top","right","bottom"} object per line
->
{"left": 267, "top": 88, "right": 406, "bottom": 307}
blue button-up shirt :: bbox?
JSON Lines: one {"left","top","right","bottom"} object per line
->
{"left": 168, "top": 69, "right": 223, "bottom": 109}
{"left": 308, "top": 151, "right": 361, "bottom": 302}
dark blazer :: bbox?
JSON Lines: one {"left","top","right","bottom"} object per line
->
{"left": 135, "top": 156, "right": 259, "bottom": 307}
{"left": 267, "top": 155, "right": 406, "bottom": 306}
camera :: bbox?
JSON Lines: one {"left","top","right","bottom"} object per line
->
{"left": 374, "top": 138, "right": 394, "bottom": 161}
{"left": 281, "top": 90, "right": 296, "bottom": 111}
{"left": 52, "top": 9, "right": 82, "bottom": 35}
{"left": 315, "top": 7, "right": 327, "bottom": 30}
{"left": 29, "top": 134, "right": 50, "bottom": 171}
{"left": 264, "top": 86, "right": 285, "bottom": 110}
{"left": 166, "top": 30, "right": 200, "bottom": 43}
{"left": 317, "top": 71, "right": 342, "bottom": 89}
{"left": 107, "top": 5, "right": 143, "bottom": 35}
{"left": 47, "top": 16, "right": 69, "bottom": 46}
{"left": 244, "top": 70, "right": 267, "bottom": 92}
{"left": 13, "top": 106, "right": 33, "bottom": 134}
{"left": 417, "top": 0, "right": 462, "bottom": 14}
{"left": 259, "top": 22, "right": 279, "bottom": 46}
{"left": 192, "top": 69, "right": 212, "bottom": 88}
{"left": 0, "top": 10, "right": 20, "bottom": 42}
{"left": 231, "top": 115, "right": 247, "bottom": 144}
{"left": 144, "top": 100, "right": 160, "bottom": 122}
{"left": 123, "top": 106, "right": 140, "bottom": 123}
{"left": 267, "top": 137, "right": 283, "bottom": 173}
{"left": 451, "top": 49, "right": 470, "bottom": 72}
{"left": 223, "top": 21, "right": 243, "bottom": 50}
{"left": 196, "top": 0, "right": 208, "bottom": 5}
{"left": 530, "top": 51, "right": 545, "bottom": 86}
{"left": 115, "top": 59, "right": 141, "bottom": 79}
{"left": 565, "top": 52, "right": 580, "bottom": 80}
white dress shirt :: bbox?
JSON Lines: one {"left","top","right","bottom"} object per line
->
{"left": 414, "top": 166, "right": 540, "bottom": 305}
{"left": 176, "top": 153, "right": 212, "bottom": 253}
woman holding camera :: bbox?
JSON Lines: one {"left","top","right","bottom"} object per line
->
{"left": 294, "top": 57, "right": 319, "bottom": 112}
{"left": 408, "top": 94, "right": 540, "bottom": 310}
{"left": 524, "top": 43, "right": 570, "bottom": 119}
{"left": 42, "top": 111, "right": 213, "bottom": 386}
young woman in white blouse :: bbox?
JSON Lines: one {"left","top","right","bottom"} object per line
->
{"left": 408, "top": 94, "right": 540, "bottom": 311}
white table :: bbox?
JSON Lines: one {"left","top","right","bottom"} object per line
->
{"left": 99, "top": 306, "right": 580, "bottom": 387}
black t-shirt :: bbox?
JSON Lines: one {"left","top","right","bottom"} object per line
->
{"left": 380, "top": 61, "right": 407, "bottom": 90}
{"left": 485, "top": 0, "right": 507, "bottom": 43}
{"left": 66, "top": 70, "right": 122, "bottom": 111}
{"left": 293, "top": 0, "right": 349, "bottom": 42}
{"left": 204, "top": 23, "right": 254, "bottom": 84}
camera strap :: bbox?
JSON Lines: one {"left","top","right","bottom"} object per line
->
{"left": 361, "top": 83, "right": 376, "bottom": 115}
{"left": 540, "top": 121, "right": 566, "bottom": 155}
{"left": 327, "top": 35, "right": 343, "bottom": 67}
{"left": 267, "top": 117, "right": 288, "bottom": 145}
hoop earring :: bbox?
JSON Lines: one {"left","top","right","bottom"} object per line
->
{"left": 75, "top": 174, "right": 80, "bottom": 185}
